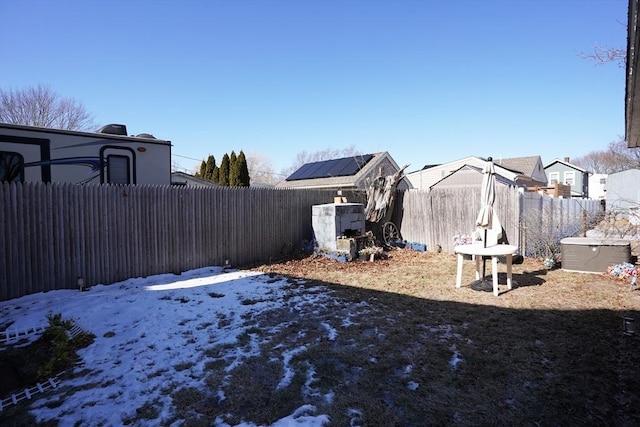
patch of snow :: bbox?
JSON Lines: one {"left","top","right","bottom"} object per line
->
{"left": 324, "top": 391, "right": 335, "bottom": 404}
{"left": 0, "top": 266, "right": 332, "bottom": 426}
{"left": 217, "top": 408, "right": 329, "bottom": 427}
{"left": 270, "top": 405, "right": 330, "bottom": 427}
{"left": 407, "top": 381, "right": 419, "bottom": 390}
{"left": 277, "top": 346, "right": 308, "bottom": 390}
{"left": 321, "top": 322, "right": 338, "bottom": 341}
{"left": 449, "top": 345, "right": 464, "bottom": 370}
{"left": 347, "top": 408, "right": 364, "bottom": 427}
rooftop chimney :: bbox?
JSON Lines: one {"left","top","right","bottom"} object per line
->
{"left": 564, "top": 157, "right": 570, "bottom": 163}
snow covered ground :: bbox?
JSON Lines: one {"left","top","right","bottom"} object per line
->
{"left": 0, "top": 267, "right": 332, "bottom": 426}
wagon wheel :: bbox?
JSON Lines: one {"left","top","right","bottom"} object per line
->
{"left": 382, "top": 222, "right": 401, "bottom": 246}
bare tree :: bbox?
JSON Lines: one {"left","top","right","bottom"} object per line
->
{"left": 607, "top": 137, "right": 640, "bottom": 170}
{"left": 571, "top": 150, "right": 610, "bottom": 174}
{"left": 577, "top": 19, "right": 626, "bottom": 68}
{"left": 245, "top": 151, "right": 284, "bottom": 186}
{"left": 578, "top": 44, "right": 626, "bottom": 68}
{"left": 573, "top": 136, "right": 640, "bottom": 173}
{"left": 280, "top": 144, "right": 362, "bottom": 178}
{"left": 0, "top": 84, "right": 96, "bottom": 131}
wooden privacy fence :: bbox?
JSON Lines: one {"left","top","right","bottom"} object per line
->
{"left": 395, "top": 187, "right": 603, "bottom": 256}
{"left": 0, "top": 182, "right": 353, "bottom": 301}
{"left": 1, "top": 182, "right": 603, "bottom": 300}
{"left": 395, "top": 186, "right": 522, "bottom": 253}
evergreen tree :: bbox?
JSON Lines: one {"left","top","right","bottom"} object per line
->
{"left": 229, "top": 156, "right": 241, "bottom": 187}
{"left": 236, "top": 150, "right": 251, "bottom": 187}
{"left": 204, "top": 155, "right": 216, "bottom": 182}
{"left": 218, "top": 154, "right": 230, "bottom": 186}
{"left": 212, "top": 164, "right": 219, "bottom": 183}
{"left": 229, "top": 151, "right": 238, "bottom": 186}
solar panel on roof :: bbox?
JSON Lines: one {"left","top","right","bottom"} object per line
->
{"left": 286, "top": 163, "right": 315, "bottom": 181}
{"left": 286, "top": 154, "right": 375, "bottom": 181}
{"left": 326, "top": 157, "right": 355, "bottom": 176}
{"left": 309, "top": 159, "right": 334, "bottom": 178}
{"left": 302, "top": 162, "right": 325, "bottom": 178}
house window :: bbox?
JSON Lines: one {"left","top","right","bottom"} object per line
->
{"left": 549, "top": 172, "right": 559, "bottom": 185}
{"left": 0, "top": 151, "right": 24, "bottom": 183}
{"left": 107, "top": 155, "right": 131, "bottom": 184}
{"left": 564, "top": 171, "right": 575, "bottom": 186}
{"left": 599, "top": 177, "right": 606, "bottom": 185}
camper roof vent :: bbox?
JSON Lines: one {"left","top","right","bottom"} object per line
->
{"left": 136, "top": 133, "right": 156, "bottom": 139}
{"left": 98, "top": 124, "right": 128, "bottom": 135}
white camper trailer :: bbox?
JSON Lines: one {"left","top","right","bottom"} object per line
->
{"left": 0, "top": 123, "right": 172, "bottom": 185}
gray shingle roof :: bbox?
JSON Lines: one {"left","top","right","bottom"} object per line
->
{"left": 495, "top": 156, "right": 539, "bottom": 176}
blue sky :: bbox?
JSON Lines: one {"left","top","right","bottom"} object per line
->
{"left": 0, "top": 0, "right": 627, "bottom": 177}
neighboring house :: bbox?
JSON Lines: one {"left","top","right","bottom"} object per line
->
{"left": 429, "top": 164, "right": 522, "bottom": 190}
{"left": 605, "top": 169, "right": 640, "bottom": 212}
{"left": 588, "top": 173, "right": 607, "bottom": 200}
{"left": 406, "top": 155, "right": 547, "bottom": 190}
{"left": 170, "top": 171, "right": 219, "bottom": 187}
{"left": 494, "top": 156, "right": 548, "bottom": 187}
{"left": 543, "top": 157, "right": 589, "bottom": 198}
{"left": 275, "top": 152, "right": 412, "bottom": 191}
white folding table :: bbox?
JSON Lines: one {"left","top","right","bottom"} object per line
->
{"left": 454, "top": 244, "right": 519, "bottom": 296}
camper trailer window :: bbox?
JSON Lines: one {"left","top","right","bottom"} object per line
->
{"left": 0, "top": 151, "right": 25, "bottom": 183}
{"left": 107, "top": 155, "right": 131, "bottom": 184}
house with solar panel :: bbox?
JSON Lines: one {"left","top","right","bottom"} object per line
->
{"left": 276, "top": 152, "right": 413, "bottom": 191}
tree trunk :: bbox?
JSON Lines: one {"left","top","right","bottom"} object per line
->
{"left": 364, "top": 165, "right": 409, "bottom": 223}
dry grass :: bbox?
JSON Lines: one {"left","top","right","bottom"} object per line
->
{"left": 242, "top": 249, "right": 640, "bottom": 426}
